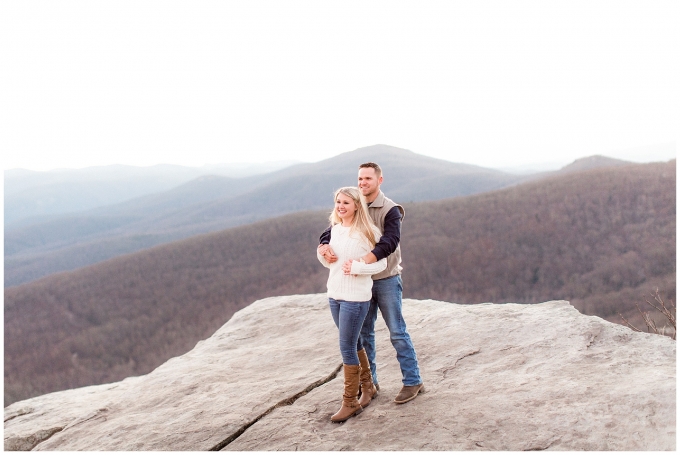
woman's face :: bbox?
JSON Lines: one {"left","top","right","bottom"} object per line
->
{"left": 335, "top": 192, "right": 357, "bottom": 224}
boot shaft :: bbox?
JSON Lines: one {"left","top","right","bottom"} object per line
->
{"left": 342, "top": 364, "right": 362, "bottom": 401}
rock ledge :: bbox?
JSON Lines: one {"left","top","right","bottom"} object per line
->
{"left": 4, "top": 295, "right": 676, "bottom": 451}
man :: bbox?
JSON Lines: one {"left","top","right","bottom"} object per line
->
{"left": 317, "top": 162, "right": 424, "bottom": 404}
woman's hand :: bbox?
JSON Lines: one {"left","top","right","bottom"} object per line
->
{"left": 342, "top": 259, "right": 355, "bottom": 275}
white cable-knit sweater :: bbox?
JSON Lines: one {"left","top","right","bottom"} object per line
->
{"left": 317, "top": 223, "right": 388, "bottom": 302}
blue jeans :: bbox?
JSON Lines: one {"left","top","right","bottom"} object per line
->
{"left": 360, "top": 275, "right": 422, "bottom": 386}
{"left": 328, "top": 298, "right": 370, "bottom": 365}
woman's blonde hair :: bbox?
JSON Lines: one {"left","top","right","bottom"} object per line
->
{"left": 329, "top": 187, "right": 380, "bottom": 247}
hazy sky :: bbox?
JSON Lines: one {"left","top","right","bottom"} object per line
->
{"left": 1, "top": 1, "right": 678, "bottom": 171}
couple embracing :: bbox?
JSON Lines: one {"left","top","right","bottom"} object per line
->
{"left": 316, "top": 162, "right": 424, "bottom": 423}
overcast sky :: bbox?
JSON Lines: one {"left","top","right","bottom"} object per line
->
{"left": 1, "top": 1, "right": 678, "bottom": 171}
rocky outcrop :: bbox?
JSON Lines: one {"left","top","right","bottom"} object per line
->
{"left": 4, "top": 294, "right": 676, "bottom": 451}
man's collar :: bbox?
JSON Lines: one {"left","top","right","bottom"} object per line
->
{"left": 368, "top": 190, "right": 385, "bottom": 208}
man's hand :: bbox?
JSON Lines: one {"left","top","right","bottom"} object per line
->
{"left": 361, "top": 252, "right": 378, "bottom": 264}
{"left": 342, "top": 259, "right": 354, "bottom": 275}
{"left": 317, "top": 244, "right": 338, "bottom": 263}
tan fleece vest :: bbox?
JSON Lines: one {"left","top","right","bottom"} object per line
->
{"left": 368, "top": 191, "right": 404, "bottom": 280}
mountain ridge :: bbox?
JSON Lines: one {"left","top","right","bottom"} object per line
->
{"left": 4, "top": 161, "right": 299, "bottom": 227}
{"left": 5, "top": 145, "right": 526, "bottom": 287}
{"left": 5, "top": 145, "right": 646, "bottom": 288}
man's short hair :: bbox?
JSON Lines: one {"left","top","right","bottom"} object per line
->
{"left": 359, "top": 162, "right": 382, "bottom": 178}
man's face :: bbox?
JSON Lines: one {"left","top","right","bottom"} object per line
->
{"left": 358, "top": 167, "right": 382, "bottom": 199}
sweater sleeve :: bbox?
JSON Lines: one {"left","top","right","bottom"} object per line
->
{"left": 317, "top": 250, "right": 331, "bottom": 268}
{"left": 319, "top": 225, "right": 332, "bottom": 245}
{"left": 370, "top": 206, "right": 402, "bottom": 260}
{"left": 350, "top": 257, "right": 387, "bottom": 275}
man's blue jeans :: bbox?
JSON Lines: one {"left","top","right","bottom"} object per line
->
{"left": 360, "top": 275, "right": 422, "bottom": 386}
{"left": 328, "top": 298, "right": 370, "bottom": 365}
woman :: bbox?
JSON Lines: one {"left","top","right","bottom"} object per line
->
{"left": 317, "top": 187, "right": 387, "bottom": 423}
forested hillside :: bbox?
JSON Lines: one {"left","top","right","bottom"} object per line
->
{"left": 402, "top": 161, "right": 675, "bottom": 320}
{"left": 5, "top": 160, "right": 674, "bottom": 405}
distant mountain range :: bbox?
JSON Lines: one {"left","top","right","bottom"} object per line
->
{"left": 4, "top": 145, "right": 637, "bottom": 288}
{"left": 514, "top": 155, "right": 633, "bottom": 182}
{"left": 4, "top": 161, "right": 300, "bottom": 228}
{"left": 5, "top": 159, "right": 674, "bottom": 405}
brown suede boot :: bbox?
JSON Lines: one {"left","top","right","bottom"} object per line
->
{"left": 357, "top": 349, "right": 378, "bottom": 408}
{"left": 394, "top": 383, "right": 425, "bottom": 404}
{"left": 331, "top": 364, "right": 363, "bottom": 423}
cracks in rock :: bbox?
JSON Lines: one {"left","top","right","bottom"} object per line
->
{"left": 524, "top": 443, "right": 552, "bottom": 451}
{"left": 39, "top": 427, "right": 66, "bottom": 445}
{"left": 62, "top": 407, "right": 110, "bottom": 432}
{"left": 4, "top": 407, "right": 32, "bottom": 423}
{"left": 442, "top": 349, "right": 481, "bottom": 378}
{"left": 524, "top": 437, "right": 560, "bottom": 451}
{"left": 5, "top": 426, "right": 65, "bottom": 451}
{"left": 5, "top": 407, "right": 111, "bottom": 451}
{"left": 585, "top": 330, "right": 602, "bottom": 349}
{"left": 209, "top": 363, "right": 343, "bottom": 451}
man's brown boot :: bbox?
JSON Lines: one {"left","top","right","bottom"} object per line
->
{"left": 331, "top": 364, "right": 363, "bottom": 422}
{"left": 357, "top": 349, "right": 378, "bottom": 408}
{"left": 394, "top": 383, "right": 425, "bottom": 404}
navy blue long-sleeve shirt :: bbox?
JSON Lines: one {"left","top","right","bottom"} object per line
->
{"left": 319, "top": 206, "right": 402, "bottom": 261}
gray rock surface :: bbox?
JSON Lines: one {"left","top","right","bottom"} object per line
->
{"left": 4, "top": 294, "right": 676, "bottom": 451}
{"left": 3, "top": 377, "right": 143, "bottom": 451}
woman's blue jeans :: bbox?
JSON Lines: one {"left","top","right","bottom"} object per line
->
{"left": 328, "top": 298, "right": 370, "bottom": 365}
